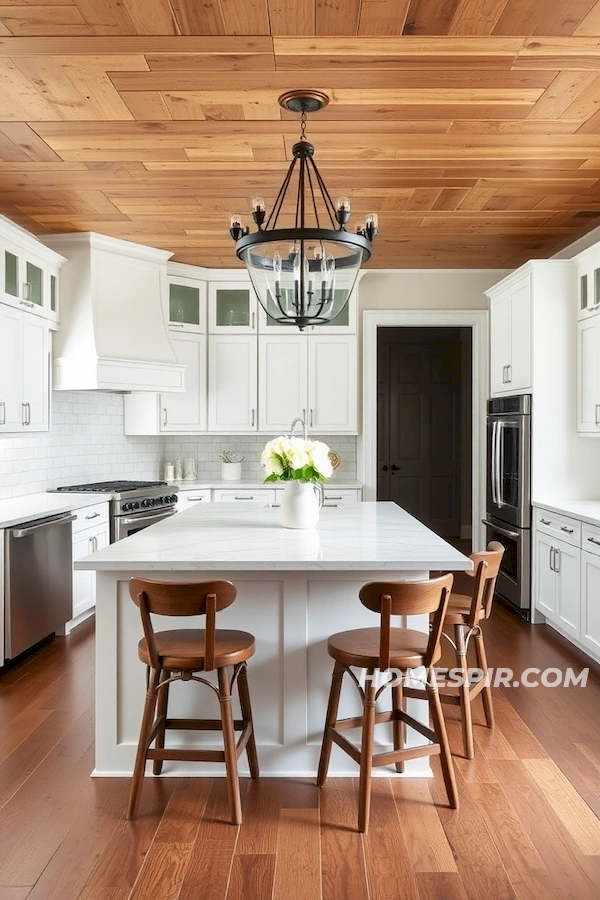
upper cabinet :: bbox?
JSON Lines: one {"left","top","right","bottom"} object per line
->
{"left": 576, "top": 317, "right": 600, "bottom": 434}
{"left": 0, "top": 303, "right": 50, "bottom": 433}
{"left": 167, "top": 262, "right": 207, "bottom": 334}
{"left": 208, "top": 279, "right": 257, "bottom": 334}
{"left": 576, "top": 244, "right": 600, "bottom": 320}
{"left": 488, "top": 271, "right": 531, "bottom": 395}
{"left": 0, "top": 215, "right": 65, "bottom": 330}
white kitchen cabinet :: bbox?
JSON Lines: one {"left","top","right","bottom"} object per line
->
{"left": 0, "top": 216, "right": 64, "bottom": 329}
{"left": 124, "top": 333, "right": 207, "bottom": 435}
{"left": 488, "top": 272, "right": 531, "bottom": 395}
{"left": 576, "top": 316, "right": 600, "bottom": 434}
{"left": 535, "top": 532, "right": 558, "bottom": 619}
{"left": 213, "top": 489, "right": 273, "bottom": 503}
{"left": 273, "top": 487, "right": 361, "bottom": 506}
{"left": 177, "top": 488, "right": 212, "bottom": 511}
{"left": 581, "top": 550, "right": 600, "bottom": 659}
{"left": 208, "top": 280, "right": 257, "bottom": 334}
{"left": 0, "top": 304, "right": 49, "bottom": 434}
{"left": 70, "top": 501, "right": 110, "bottom": 628}
{"left": 208, "top": 335, "right": 258, "bottom": 432}
{"left": 167, "top": 263, "right": 207, "bottom": 334}
{"left": 575, "top": 243, "right": 600, "bottom": 320}
{"left": 534, "top": 530, "right": 580, "bottom": 638}
{"left": 258, "top": 333, "right": 358, "bottom": 434}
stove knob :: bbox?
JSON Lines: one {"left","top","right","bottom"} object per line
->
{"left": 170, "top": 494, "right": 177, "bottom": 504}
{"left": 142, "top": 498, "right": 150, "bottom": 508}
{"left": 122, "top": 501, "right": 130, "bottom": 512}
{"left": 132, "top": 501, "right": 140, "bottom": 510}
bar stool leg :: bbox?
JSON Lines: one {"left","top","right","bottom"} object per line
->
{"left": 358, "top": 674, "right": 377, "bottom": 833}
{"left": 237, "top": 663, "right": 259, "bottom": 779}
{"left": 218, "top": 666, "right": 242, "bottom": 826}
{"left": 392, "top": 679, "right": 405, "bottom": 773}
{"left": 152, "top": 671, "right": 170, "bottom": 775}
{"left": 127, "top": 666, "right": 161, "bottom": 820}
{"left": 317, "top": 661, "right": 345, "bottom": 788}
{"left": 427, "top": 669, "right": 459, "bottom": 810}
{"left": 455, "top": 623, "right": 474, "bottom": 759}
{"left": 473, "top": 630, "right": 494, "bottom": 729}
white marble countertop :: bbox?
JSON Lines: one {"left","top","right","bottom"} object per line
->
{"left": 172, "top": 479, "right": 363, "bottom": 491}
{"left": 0, "top": 492, "right": 112, "bottom": 530}
{"left": 534, "top": 500, "right": 600, "bottom": 528}
{"left": 76, "top": 501, "right": 472, "bottom": 572}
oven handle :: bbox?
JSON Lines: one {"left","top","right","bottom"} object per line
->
{"left": 118, "top": 509, "right": 176, "bottom": 527}
{"left": 495, "top": 421, "right": 504, "bottom": 508}
{"left": 490, "top": 420, "right": 497, "bottom": 506}
{"left": 482, "top": 519, "right": 520, "bottom": 539}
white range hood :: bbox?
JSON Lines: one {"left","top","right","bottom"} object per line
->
{"left": 41, "top": 232, "right": 185, "bottom": 392}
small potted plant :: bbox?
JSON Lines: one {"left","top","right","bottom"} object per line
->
{"left": 219, "top": 450, "right": 244, "bottom": 482}
{"left": 261, "top": 436, "right": 333, "bottom": 528}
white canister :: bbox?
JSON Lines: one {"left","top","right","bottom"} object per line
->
{"left": 164, "top": 462, "right": 175, "bottom": 482}
{"left": 221, "top": 461, "right": 242, "bottom": 481}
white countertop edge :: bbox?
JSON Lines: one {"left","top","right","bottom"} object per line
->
{"left": 533, "top": 500, "right": 600, "bottom": 529}
{"left": 76, "top": 559, "right": 473, "bottom": 572}
{"left": 0, "top": 492, "right": 112, "bottom": 529}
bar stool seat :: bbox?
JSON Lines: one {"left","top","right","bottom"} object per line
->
{"left": 327, "top": 627, "right": 431, "bottom": 670}
{"left": 127, "top": 578, "right": 259, "bottom": 826}
{"left": 137, "top": 628, "right": 255, "bottom": 670}
{"left": 317, "top": 575, "right": 458, "bottom": 833}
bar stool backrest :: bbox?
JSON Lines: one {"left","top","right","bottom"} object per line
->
{"left": 129, "top": 578, "right": 237, "bottom": 671}
{"left": 358, "top": 574, "right": 454, "bottom": 671}
{"left": 468, "top": 541, "right": 504, "bottom": 623}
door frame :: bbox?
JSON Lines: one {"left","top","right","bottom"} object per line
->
{"left": 360, "top": 309, "right": 488, "bottom": 551}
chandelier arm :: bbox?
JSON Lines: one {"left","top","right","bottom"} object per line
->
{"left": 296, "top": 155, "right": 306, "bottom": 230}
{"left": 308, "top": 156, "right": 340, "bottom": 228}
{"left": 305, "top": 160, "right": 322, "bottom": 230}
{"left": 266, "top": 155, "right": 298, "bottom": 231}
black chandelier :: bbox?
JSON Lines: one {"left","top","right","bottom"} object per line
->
{"left": 229, "top": 90, "right": 378, "bottom": 330}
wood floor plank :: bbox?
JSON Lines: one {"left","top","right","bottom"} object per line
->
{"left": 391, "top": 780, "right": 457, "bottom": 873}
{"left": 272, "top": 808, "right": 321, "bottom": 900}
{"left": 362, "top": 778, "right": 419, "bottom": 900}
{"left": 226, "top": 853, "right": 276, "bottom": 900}
{"left": 522, "top": 757, "right": 600, "bottom": 855}
{"left": 319, "top": 778, "right": 369, "bottom": 900}
{"left": 234, "top": 778, "right": 280, "bottom": 855}
{"left": 178, "top": 779, "right": 238, "bottom": 900}
{"left": 416, "top": 872, "right": 470, "bottom": 900}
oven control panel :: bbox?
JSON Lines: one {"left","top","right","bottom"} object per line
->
{"left": 121, "top": 494, "right": 178, "bottom": 513}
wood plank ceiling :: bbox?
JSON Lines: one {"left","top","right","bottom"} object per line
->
{"left": 2, "top": 1, "right": 600, "bottom": 267}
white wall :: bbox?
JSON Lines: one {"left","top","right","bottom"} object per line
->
{"left": 0, "top": 392, "right": 162, "bottom": 499}
{"left": 359, "top": 269, "right": 509, "bottom": 312}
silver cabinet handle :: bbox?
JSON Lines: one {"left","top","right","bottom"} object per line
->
{"left": 162, "top": 408, "right": 168, "bottom": 426}
{"left": 251, "top": 311, "right": 256, "bottom": 330}
{"left": 85, "top": 512, "right": 100, "bottom": 519}
{"left": 502, "top": 365, "right": 507, "bottom": 384}
{"left": 310, "top": 408, "right": 313, "bottom": 427}
{"left": 234, "top": 496, "right": 253, "bottom": 500}
{"left": 540, "top": 518, "right": 551, "bottom": 525}
{"left": 560, "top": 526, "right": 574, "bottom": 534}
{"left": 587, "top": 536, "right": 600, "bottom": 547}
{"left": 506, "top": 364, "right": 511, "bottom": 383}
{"left": 0, "top": 401, "right": 5, "bottom": 425}
{"left": 554, "top": 547, "right": 561, "bottom": 573}
{"left": 26, "top": 402, "right": 31, "bottom": 425}
{"left": 94, "top": 536, "right": 98, "bottom": 551}
{"left": 88, "top": 536, "right": 94, "bottom": 553}
{"left": 251, "top": 408, "right": 255, "bottom": 427}
{"left": 595, "top": 404, "right": 600, "bottom": 426}
{"left": 187, "top": 496, "right": 205, "bottom": 501}
{"left": 22, "top": 282, "right": 31, "bottom": 301}
{"left": 549, "top": 547, "right": 555, "bottom": 571}
{"left": 325, "top": 496, "right": 342, "bottom": 500}
{"left": 21, "top": 402, "right": 28, "bottom": 426}
{"left": 170, "top": 322, "right": 185, "bottom": 328}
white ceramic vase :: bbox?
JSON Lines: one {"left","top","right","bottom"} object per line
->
{"left": 280, "top": 480, "right": 321, "bottom": 529}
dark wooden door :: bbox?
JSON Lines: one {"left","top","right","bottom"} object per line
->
{"left": 377, "top": 328, "right": 463, "bottom": 537}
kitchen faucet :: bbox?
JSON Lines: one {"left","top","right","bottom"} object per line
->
{"left": 289, "top": 416, "right": 308, "bottom": 440}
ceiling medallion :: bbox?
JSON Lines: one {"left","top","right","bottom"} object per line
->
{"left": 229, "top": 91, "right": 378, "bottom": 330}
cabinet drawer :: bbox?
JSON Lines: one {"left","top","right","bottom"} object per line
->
{"left": 582, "top": 523, "right": 600, "bottom": 558}
{"left": 72, "top": 501, "right": 109, "bottom": 533}
{"left": 535, "top": 508, "right": 581, "bottom": 547}
{"left": 323, "top": 488, "right": 361, "bottom": 506}
{"left": 213, "top": 489, "right": 273, "bottom": 503}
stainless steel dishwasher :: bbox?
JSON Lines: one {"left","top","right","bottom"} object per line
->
{"left": 4, "top": 512, "right": 75, "bottom": 660}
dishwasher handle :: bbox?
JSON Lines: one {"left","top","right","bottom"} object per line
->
{"left": 11, "top": 513, "right": 77, "bottom": 538}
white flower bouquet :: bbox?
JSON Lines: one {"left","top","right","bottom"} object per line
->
{"left": 261, "top": 436, "right": 333, "bottom": 484}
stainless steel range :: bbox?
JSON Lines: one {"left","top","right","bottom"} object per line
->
{"left": 54, "top": 480, "right": 178, "bottom": 542}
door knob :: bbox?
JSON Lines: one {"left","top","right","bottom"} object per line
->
{"left": 391, "top": 464, "right": 400, "bottom": 472}
{"left": 382, "top": 465, "right": 389, "bottom": 471}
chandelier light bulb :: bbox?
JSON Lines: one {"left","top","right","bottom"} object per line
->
{"left": 336, "top": 197, "right": 351, "bottom": 212}
{"left": 230, "top": 214, "right": 243, "bottom": 228}
{"left": 252, "top": 197, "right": 266, "bottom": 211}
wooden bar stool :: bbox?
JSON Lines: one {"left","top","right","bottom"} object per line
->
{"left": 437, "top": 541, "right": 505, "bottom": 759}
{"left": 317, "top": 574, "right": 458, "bottom": 833}
{"left": 127, "top": 578, "right": 259, "bottom": 824}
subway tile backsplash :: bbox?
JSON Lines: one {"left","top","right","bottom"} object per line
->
{"left": 0, "top": 393, "right": 358, "bottom": 499}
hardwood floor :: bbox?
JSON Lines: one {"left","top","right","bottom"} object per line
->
{"left": 1, "top": 606, "right": 600, "bottom": 899}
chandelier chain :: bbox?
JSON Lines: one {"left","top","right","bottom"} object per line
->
{"left": 300, "top": 109, "right": 307, "bottom": 141}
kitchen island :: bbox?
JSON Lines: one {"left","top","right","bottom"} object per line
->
{"left": 77, "top": 501, "right": 471, "bottom": 777}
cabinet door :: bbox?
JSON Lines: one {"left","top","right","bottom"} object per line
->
{"left": 555, "top": 541, "right": 581, "bottom": 640}
{"left": 21, "top": 316, "right": 49, "bottom": 432}
{"left": 177, "top": 489, "right": 211, "bottom": 511}
{"left": 72, "top": 531, "right": 95, "bottom": 619}
{"left": 168, "top": 276, "right": 206, "bottom": 334}
{"left": 161, "top": 334, "right": 206, "bottom": 432}
{"left": 535, "top": 533, "right": 557, "bottom": 619}
{"left": 490, "top": 289, "right": 512, "bottom": 395}
{"left": 258, "top": 334, "right": 308, "bottom": 432}
{"left": 581, "top": 551, "right": 600, "bottom": 658}
{"left": 577, "top": 317, "right": 600, "bottom": 433}
{"left": 208, "top": 335, "right": 257, "bottom": 432}
{"left": 0, "top": 304, "right": 23, "bottom": 432}
{"left": 2, "top": 242, "right": 21, "bottom": 309}
{"left": 308, "top": 335, "right": 357, "bottom": 433}
{"left": 208, "top": 282, "right": 257, "bottom": 333}
{"left": 507, "top": 276, "right": 531, "bottom": 392}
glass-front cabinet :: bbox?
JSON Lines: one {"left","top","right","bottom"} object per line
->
{"left": 0, "top": 221, "right": 63, "bottom": 328}
{"left": 257, "top": 288, "right": 357, "bottom": 333}
{"left": 208, "top": 280, "right": 257, "bottom": 333}
{"left": 576, "top": 245, "right": 600, "bottom": 320}
{"left": 167, "top": 274, "right": 206, "bottom": 334}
